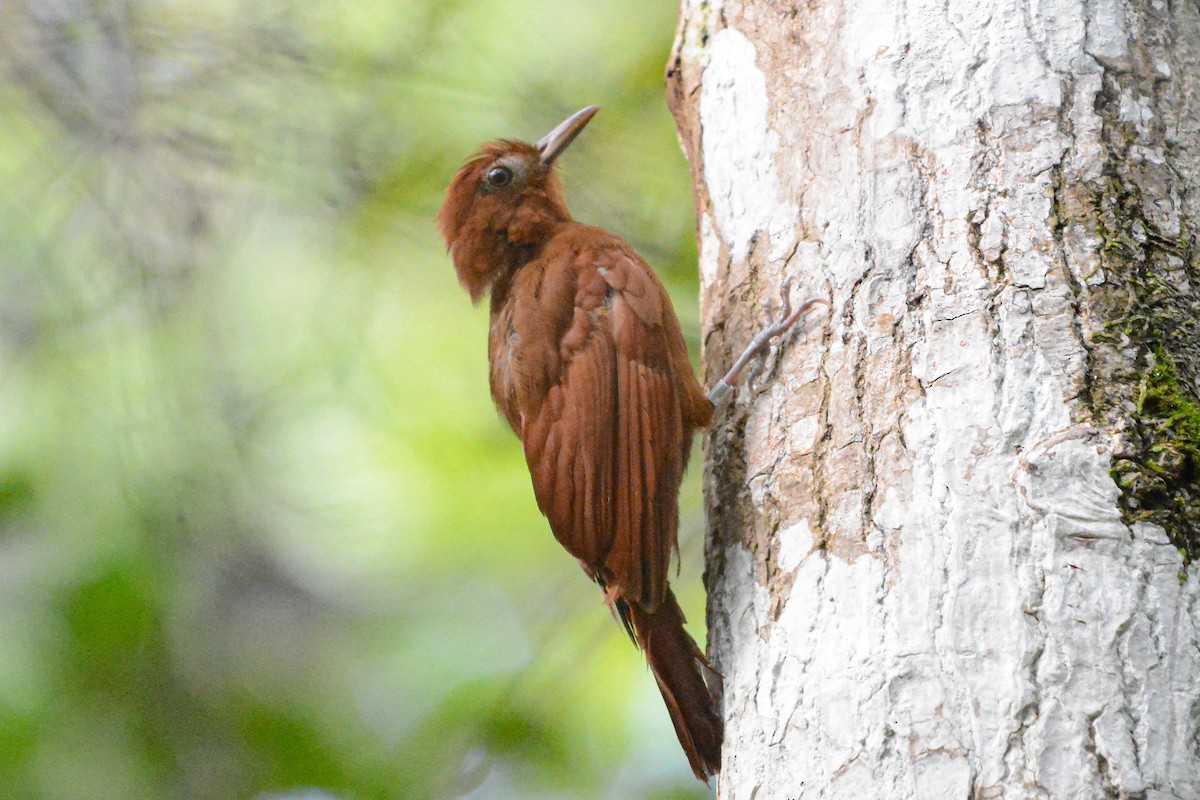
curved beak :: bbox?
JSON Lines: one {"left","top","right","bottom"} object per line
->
{"left": 537, "top": 105, "right": 599, "bottom": 165}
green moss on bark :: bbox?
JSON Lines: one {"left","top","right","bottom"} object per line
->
{"left": 1110, "top": 344, "right": 1200, "bottom": 562}
{"left": 1085, "top": 173, "right": 1200, "bottom": 564}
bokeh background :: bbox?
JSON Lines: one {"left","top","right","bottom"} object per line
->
{"left": 0, "top": 1, "right": 711, "bottom": 798}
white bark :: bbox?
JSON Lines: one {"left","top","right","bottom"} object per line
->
{"left": 668, "top": 1, "right": 1200, "bottom": 797}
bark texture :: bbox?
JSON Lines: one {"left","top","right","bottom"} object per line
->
{"left": 667, "top": 1, "right": 1200, "bottom": 797}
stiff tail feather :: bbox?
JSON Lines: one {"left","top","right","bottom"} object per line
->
{"left": 628, "top": 590, "right": 723, "bottom": 782}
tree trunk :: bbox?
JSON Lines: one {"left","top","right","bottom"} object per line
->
{"left": 667, "top": 1, "right": 1200, "bottom": 797}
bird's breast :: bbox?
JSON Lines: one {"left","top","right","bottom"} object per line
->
{"left": 488, "top": 300, "right": 523, "bottom": 434}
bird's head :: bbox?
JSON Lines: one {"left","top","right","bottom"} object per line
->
{"left": 438, "top": 106, "right": 599, "bottom": 303}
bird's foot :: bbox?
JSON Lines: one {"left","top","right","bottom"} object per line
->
{"left": 708, "top": 278, "right": 827, "bottom": 406}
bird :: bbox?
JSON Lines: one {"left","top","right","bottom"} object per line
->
{"left": 437, "top": 105, "right": 823, "bottom": 782}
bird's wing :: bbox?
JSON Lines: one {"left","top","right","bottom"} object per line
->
{"left": 521, "top": 237, "right": 690, "bottom": 612}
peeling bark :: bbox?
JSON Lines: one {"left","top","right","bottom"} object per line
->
{"left": 668, "top": 1, "right": 1200, "bottom": 797}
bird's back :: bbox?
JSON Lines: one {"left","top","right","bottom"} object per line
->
{"left": 488, "top": 223, "right": 709, "bottom": 439}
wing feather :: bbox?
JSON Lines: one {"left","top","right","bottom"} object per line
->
{"left": 520, "top": 234, "right": 705, "bottom": 611}
{"left": 523, "top": 324, "right": 616, "bottom": 567}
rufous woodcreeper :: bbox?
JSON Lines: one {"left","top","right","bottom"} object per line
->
{"left": 438, "top": 106, "right": 823, "bottom": 782}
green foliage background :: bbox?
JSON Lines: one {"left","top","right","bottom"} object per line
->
{"left": 0, "top": 1, "right": 710, "bottom": 798}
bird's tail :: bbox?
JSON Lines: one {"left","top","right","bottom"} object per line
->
{"left": 627, "top": 590, "right": 723, "bottom": 782}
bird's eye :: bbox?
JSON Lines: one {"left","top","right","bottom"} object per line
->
{"left": 486, "top": 166, "right": 513, "bottom": 187}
